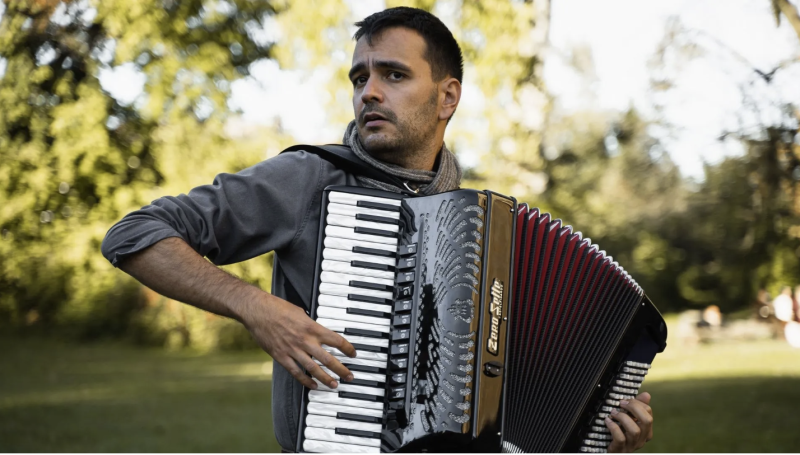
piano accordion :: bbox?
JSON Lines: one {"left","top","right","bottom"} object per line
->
{"left": 295, "top": 186, "right": 667, "bottom": 453}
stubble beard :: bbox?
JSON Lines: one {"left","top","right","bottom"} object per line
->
{"left": 359, "top": 89, "right": 439, "bottom": 167}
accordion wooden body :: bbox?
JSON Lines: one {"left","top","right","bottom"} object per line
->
{"left": 295, "top": 186, "right": 668, "bottom": 453}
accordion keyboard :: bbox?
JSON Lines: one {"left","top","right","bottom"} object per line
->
{"left": 302, "top": 190, "right": 414, "bottom": 453}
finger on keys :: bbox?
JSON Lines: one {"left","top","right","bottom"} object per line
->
{"left": 298, "top": 350, "right": 339, "bottom": 389}
{"left": 609, "top": 407, "right": 642, "bottom": 449}
{"left": 604, "top": 417, "right": 626, "bottom": 453}
{"left": 284, "top": 355, "right": 318, "bottom": 390}
{"left": 314, "top": 341, "right": 354, "bottom": 382}
{"left": 620, "top": 398, "right": 653, "bottom": 442}
{"left": 322, "top": 330, "right": 357, "bottom": 358}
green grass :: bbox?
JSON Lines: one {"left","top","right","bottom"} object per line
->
{"left": 1, "top": 326, "right": 800, "bottom": 452}
{"left": 640, "top": 339, "right": 800, "bottom": 452}
{"left": 0, "top": 336, "right": 281, "bottom": 452}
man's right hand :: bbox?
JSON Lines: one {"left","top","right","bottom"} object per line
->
{"left": 242, "top": 293, "right": 357, "bottom": 390}
{"left": 118, "top": 237, "right": 357, "bottom": 390}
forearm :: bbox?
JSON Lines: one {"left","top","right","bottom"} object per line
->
{"left": 118, "top": 236, "right": 264, "bottom": 323}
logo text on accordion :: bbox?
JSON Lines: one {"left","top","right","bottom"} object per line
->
{"left": 487, "top": 278, "right": 504, "bottom": 355}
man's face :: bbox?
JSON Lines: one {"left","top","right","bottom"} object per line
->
{"left": 349, "top": 27, "right": 440, "bottom": 161}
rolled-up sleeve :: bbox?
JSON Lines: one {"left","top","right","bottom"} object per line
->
{"left": 101, "top": 151, "right": 324, "bottom": 267}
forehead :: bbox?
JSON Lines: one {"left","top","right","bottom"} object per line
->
{"left": 352, "top": 27, "right": 429, "bottom": 70}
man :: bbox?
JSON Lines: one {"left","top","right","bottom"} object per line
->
{"left": 102, "top": 7, "right": 654, "bottom": 452}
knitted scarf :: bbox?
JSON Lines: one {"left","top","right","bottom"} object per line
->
{"left": 342, "top": 120, "right": 462, "bottom": 195}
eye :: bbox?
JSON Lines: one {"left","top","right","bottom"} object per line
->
{"left": 388, "top": 71, "right": 405, "bottom": 81}
{"left": 352, "top": 75, "right": 367, "bottom": 86}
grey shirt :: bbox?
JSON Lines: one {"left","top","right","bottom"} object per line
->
{"left": 101, "top": 150, "right": 359, "bottom": 451}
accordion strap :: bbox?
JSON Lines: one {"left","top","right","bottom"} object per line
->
{"left": 281, "top": 144, "right": 419, "bottom": 197}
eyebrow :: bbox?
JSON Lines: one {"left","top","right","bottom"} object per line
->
{"left": 348, "top": 59, "right": 413, "bottom": 81}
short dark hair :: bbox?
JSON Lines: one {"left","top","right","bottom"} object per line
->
{"left": 354, "top": 7, "right": 464, "bottom": 84}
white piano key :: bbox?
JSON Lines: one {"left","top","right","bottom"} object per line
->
{"left": 307, "top": 402, "right": 383, "bottom": 419}
{"left": 318, "top": 294, "right": 392, "bottom": 313}
{"left": 324, "top": 237, "right": 397, "bottom": 254}
{"left": 328, "top": 355, "right": 387, "bottom": 369}
{"left": 327, "top": 214, "right": 400, "bottom": 233}
{"left": 317, "top": 307, "right": 390, "bottom": 326}
{"left": 308, "top": 389, "right": 384, "bottom": 410}
{"left": 323, "top": 249, "right": 396, "bottom": 267}
{"left": 339, "top": 334, "right": 389, "bottom": 348}
{"left": 313, "top": 379, "right": 385, "bottom": 397}
{"left": 306, "top": 414, "right": 383, "bottom": 433}
{"left": 303, "top": 440, "right": 380, "bottom": 453}
{"left": 318, "top": 365, "right": 386, "bottom": 382}
{"left": 326, "top": 225, "right": 397, "bottom": 245}
{"left": 321, "top": 260, "right": 395, "bottom": 281}
{"left": 305, "top": 427, "right": 381, "bottom": 448}
{"left": 320, "top": 271, "right": 394, "bottom": 288}
{"left": 323, "top": 345, "right": 387, "bottom": 362}
{"left": 319, "top": 283, "right": 393, "bottom": 301}
{"left": 315, "top": 318, "right": 391, "bottom": 334}
{"left": 327, "top": 202, "right": 401, "bottom": 219}
{"left": 329, "top": 191, "right": 402, "bottom": 208}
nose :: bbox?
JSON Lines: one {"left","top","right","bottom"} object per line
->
{"left": 360, "top": 75, "right": 383, "bottom": 105}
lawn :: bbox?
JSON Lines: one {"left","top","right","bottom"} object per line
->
{"left": 1, "top": 329, "right": 800, "bottom": 452}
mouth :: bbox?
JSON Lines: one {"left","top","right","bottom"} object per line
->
{"left": 362, "top": 112, "right": 388, "bottom": 128}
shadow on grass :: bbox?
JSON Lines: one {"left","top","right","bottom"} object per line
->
{"left": 3, "top": 336, "right": 799, "bottom": 452}
{"left": 641, "top": 376, "right": 800, "bottom": 453}
{"left": 0, "top": 336, "right": 281, "bottom": 452}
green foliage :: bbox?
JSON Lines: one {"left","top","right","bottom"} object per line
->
{"left": 0, "top": 0, "right": 285, "bottom": 344}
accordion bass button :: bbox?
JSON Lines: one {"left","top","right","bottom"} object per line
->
{"left": 389, "top": 356, "right": 408, "bottom": 370}
{"left": 398, "top": 244, "right": 416, "bottom": 255}
{"left": 392, "top": 328, "right": 410, "bottom": 341}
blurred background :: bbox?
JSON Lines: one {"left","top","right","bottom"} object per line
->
{"left": 1, "top": 0, "right": 800, "bottom": 451}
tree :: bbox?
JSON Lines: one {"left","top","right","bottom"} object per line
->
{"left": 0, "top": 0, "right": 283, "bottom": 342}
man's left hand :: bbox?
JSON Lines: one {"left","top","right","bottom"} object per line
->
{"left": 605, "top": 392, "right": 653, "bottom": 452}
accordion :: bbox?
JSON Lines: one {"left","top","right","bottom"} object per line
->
{"left": 295, "top": 186, "right": 667, "bottom": 453}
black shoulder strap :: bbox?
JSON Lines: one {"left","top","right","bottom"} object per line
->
{"left": 282, "top": 144, "right": 417, "bottom": 196}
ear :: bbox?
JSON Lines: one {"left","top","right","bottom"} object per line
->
{"left": 438, "top": 77, "right": 462, "bottom": 121}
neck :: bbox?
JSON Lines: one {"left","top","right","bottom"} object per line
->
{"left": 367, "top": 139, "right": 442, "bottom": 171}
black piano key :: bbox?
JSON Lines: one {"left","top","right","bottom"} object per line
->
{"left": 391, "top": 343, "right": 410, "bottom": 355}
{"left": 397, "top": 257, "right": 416, "bottom": 269}
{"left": 397, "top": 271, "right": 415, "bottom": 284}
{"left": 394, "top": 300, "right": 412, "bottom": 312}
{"left": 389, "top": 387, "right": 406, "bottom": 399}
{"left": 339, "top": 391, "right": 383, "bottom": 402}
{"left": 336, "top": 412, "right": 381, "bottom": 424}
{"left": 351, "top": 342, "right": 389, "bottom": 354}
{"left": 351, "top": 260, "right": 395, "bottom": 272}
{"left": 354, "top": 226, "right": 398, "bottom": 238}
{"left": 398, "top": 244, "right": 417, "bottom": 256}
{"left": 349, "top": 280, "right": 394, "bottom": 292}
{"left": 335, "top": 428, "right": 382, "bottom": 439}
{"left": 389, "top": 357, "right": 407, "bottom": 370}
{"left": 343, "top": 363, "right": 386, "bottom": 375}
{"left": 356, "top": 213, "right": 400, "bottom": 225}
{"left": 348, "top": 378, "right": 385, "bottom": 388}
{"left": 392, "top": 328, "right": 410, "bottom": 341}
{"left": 344, "top": 327, "right": 389, "bottom": 339}
{"left": 393, "top": 313, "right": 412, "bottom": 325}
{"left": 357, "top": 200, "right": 400, "bottom": 212}
{"left": 352, "top": 246, "right": 396, "bottom": 258}
{"left": 397, "top": 285, "right": 413, "bottom": 299}
{"left": 347, "top": 294, "right": 393, "bottom": 306}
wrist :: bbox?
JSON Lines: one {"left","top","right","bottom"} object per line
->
{"left": 229, "top": 284, "right": 272, "bottom": 327}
